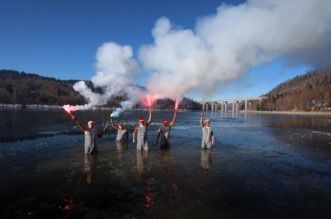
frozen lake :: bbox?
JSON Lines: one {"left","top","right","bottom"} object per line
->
{"left": 0, "top": 108, "right": 330, "bottom": 218}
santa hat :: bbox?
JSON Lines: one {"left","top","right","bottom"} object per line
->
{"left": 139, "top": 116, "right": 144, "bottom": 121}
{"left": 163, "top": 118, "right": 168, "bottom": 122}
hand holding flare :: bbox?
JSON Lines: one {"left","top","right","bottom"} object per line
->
{"left": 63, "top": 106, "right": 76, "bottom": 120}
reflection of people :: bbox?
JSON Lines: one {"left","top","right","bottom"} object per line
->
{"left": 200, "top": 111, "right": 214, "bottom": 149}
{"left": 84, "top": 154, "right": 97, "bottom": 184}
{"left": 69, "top": 112, "right": 107, "bottom": 154}
{"left": 136, "top": 150, "right": 149, "bottom": 181}
{"left": 116, "top": 141, "right": 128, "bottom": 161}
{"left": 200, "top": 148, "right": 212, "bottom": 176}
{"left": 156, "top": 110, "right": 177, "bottom": 147}
{"left": 133, "top": 109, "right": 152, "bottom": 151}
{"left": 110, "top": 117, "right": 128, "bottom": 142}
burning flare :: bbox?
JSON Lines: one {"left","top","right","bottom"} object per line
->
{"left": 175, "top": 100, "right": 179, "bottom": 110}
{"left": 63, "top": 105, "right": 75, "bottom": 114}
{"left": 144, "top": 95, "right": 156, "bottom": 108}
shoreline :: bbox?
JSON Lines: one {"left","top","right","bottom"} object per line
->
{"left": 241, "top": 110, "right": 331, "bottom": 116}
{"left": 1, "top": 104, "right": 330, "bottom": 116}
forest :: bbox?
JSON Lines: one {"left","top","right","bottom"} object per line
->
{"left": 1, "top": 69, "right": 330, "bottom": 111}
{"left": 0, "top": 69, "right": 201, "bottom": 110}
{"left": 249, "top": 68, "right": 331, "bottom": 111}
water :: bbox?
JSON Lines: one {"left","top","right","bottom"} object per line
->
{"left": 0, "top": 108, "right": 330, "bottom": 218}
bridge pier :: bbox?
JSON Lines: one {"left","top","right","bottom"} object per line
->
{"left": 203, "top": 97, "right": 264, "bottom": 112}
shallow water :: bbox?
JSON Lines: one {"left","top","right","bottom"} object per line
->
{"left": 0, "top": 109, "right": 330, "bottom": 218}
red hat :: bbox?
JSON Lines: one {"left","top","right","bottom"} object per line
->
{"left": 139, "top": 116, "right": 144, "bottom": 121}
{"left": 119, "top": 123, "right": 124, "bottom": 128}
{"left": 163, "top": 118, "right": 168, "bottom": 122}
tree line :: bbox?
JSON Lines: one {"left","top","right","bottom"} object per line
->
{"left": 249, "top": 68, "right": 331, "bottom": 111}
{"left": 0, "top": 69, "right": 201, "bottom": 110}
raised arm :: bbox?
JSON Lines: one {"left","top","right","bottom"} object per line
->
{"left": 146, "top": 108, "right": 152, "bottom": 126}
{"left": 200, "top": 110, "right": 205, "bottom": 128}
{"left": 70, "top": 113, "right": 88, "bottom": 131}
{"left": 97, "top": 121, "right": 109, "bottom": 137}
{"left": 110, "top": 117, "right": 119, "bottom": 130}
{"left": 169, "top": 109, "right": 177, "bottom": 127}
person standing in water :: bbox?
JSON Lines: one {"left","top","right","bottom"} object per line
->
{"left": 69, "top": 112, "right": 108, "bottom": 154}
{"left": 133, "top": 109, "right": 152, "bottom": 151}
{"left": 200, "top": 110, "right": 214, "bottom": 149}
{"left": 110, "top": 117, "right": 128, "bottom": 142}
{"left": 156, "top": 109, "right": 177, "bottom": 147}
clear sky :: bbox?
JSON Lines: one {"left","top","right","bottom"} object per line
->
{"left": 1, "top": 0, "right": 330, "bottom": 103}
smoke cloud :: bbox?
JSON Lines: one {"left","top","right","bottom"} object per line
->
{"left": 66, "top": 42, "right": 143, "bottom": 114}
{"left": 139, "top": 0, "right": 331, "bottom": 100}
{"left": 68, "top": 0, "right": 331, "bottom": 112}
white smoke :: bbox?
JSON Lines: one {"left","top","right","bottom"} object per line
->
{"left": 139, "top": 0, "right": 331, "bottom": 100}
{"left": 70, "top": 42, "right": 142, "bottom": 114}
{"left": 69, "top": 0, "right": 331, "bottom": 111}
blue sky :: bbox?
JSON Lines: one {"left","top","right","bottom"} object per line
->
{"left": 1, "top": 0, "right": 329, "bottom": 102}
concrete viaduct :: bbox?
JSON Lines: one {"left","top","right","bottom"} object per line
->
{"left": 202, "top": 97, "right": 264, "bottom": 112}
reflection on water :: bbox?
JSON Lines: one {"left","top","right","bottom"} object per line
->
{"left": 116, "top": 141, "right": 128, "bottom": 161}
{"left": 84, "top": 154, "right": 98, "bottom": 184}
{"left": 157, "top": 147, "right": 181, "bottom": 204}
{"left": 200, "top": 148, "right": 213, "bottom": 176}
{"left": 136, "top": 150, "right": 149, "bottom": 181}
{"left": 60, "top": 153, "right": 98, "bottom": 218}
{"left": 135, "top": 150, "right": 156, "bottom": 215}
{"left": 0, "top": 109, "right": 331, "bottom": 218}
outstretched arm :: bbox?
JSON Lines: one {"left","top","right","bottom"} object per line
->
{"left": 110, "top": 117, "right": 119, "bottom": 130}
{"left": 146, "top": 108, "right": 152, "bottom": 126}
{"left": 97, "top": 121, "right": 109, "bottom": 137}
{"left": 70, "top": 113, "right": 88, "bottom": 131}
{"left": 169, "top": 109, "right": 177, "bottom": 127}
{"left": 200, "top": 110, "right": 205, "bottom": 128}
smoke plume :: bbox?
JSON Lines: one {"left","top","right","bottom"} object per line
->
{"left": 139, "top": 0, "right": 331, "bottom": 100}
{"left": 68, "top": 0, "right": 331, "bottom": 112}
{"left": 66, "top": 42, "right": 142, "bottom": 114}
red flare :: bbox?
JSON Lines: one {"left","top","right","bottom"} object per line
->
{"left": 63, "top": 105, "right": 72, "bottom": 115}
{"left": 175, "top": 100, "right": 178, "bottom": 110}
{"left": 144, "top": 95, "right": 155, "bottom": 108}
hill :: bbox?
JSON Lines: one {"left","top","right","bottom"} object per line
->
{"left": 0, "top": 69, "right": 201, "bottom": 110}
{"left": 253, "top": 68, "right": 331, "bottom": 111}
{"left": 0, "top": 70, "right": 85, "bottom": 106}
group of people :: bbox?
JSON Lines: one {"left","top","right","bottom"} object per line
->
{"left": 68, "top": 108, "right": 214, "bottom": 155}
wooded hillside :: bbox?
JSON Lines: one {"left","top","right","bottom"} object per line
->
{"left": 253, "top": 68, "right": 331, "bottom": 111}
{"left": 0, "top": 69, "right": 201, "bottom": 109}
{"left": 0, "top": 70, "right": 85, "bottom": 106}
